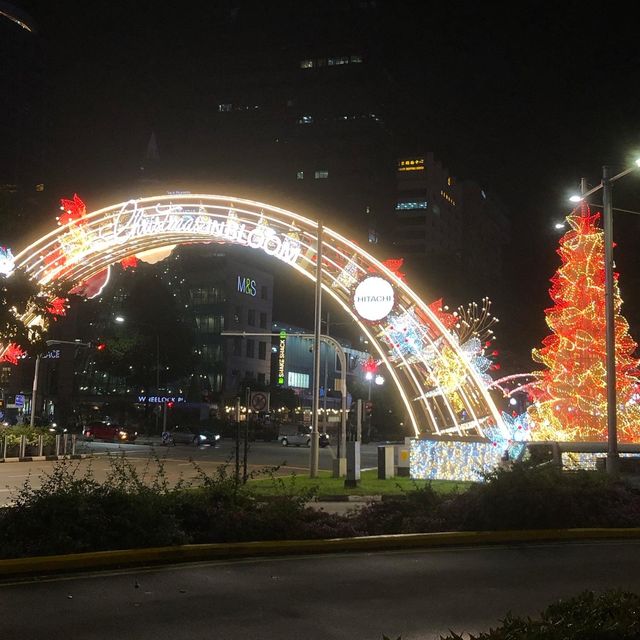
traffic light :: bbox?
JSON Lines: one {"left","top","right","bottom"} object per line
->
{"left": 92, "top": 340, "right": 107, "bottom": 351}
{"left": 166, "top": 401, "right": 175, "bottom": 409}
{"left": 364, "top": 400, "right": 373, "bottom": 416}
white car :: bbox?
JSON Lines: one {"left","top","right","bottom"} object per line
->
{"left": 279, "top": 432, "right": 330, "bottom": 447}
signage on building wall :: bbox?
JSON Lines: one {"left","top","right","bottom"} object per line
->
{"left": 88, "top": 202, "right": 302, "bottom": 265}
{"left": 41, "top": 349, "right": 61, "bottom": 359}
{"left": 137, "top": 395, "right": 186, "bottom": 404}
{"left": 353, "top": 277, "right": 394, "bottom": 321}
{"left": 277, "top": 330, "right": 286, "bottom": 384}
{"left": 237, "top": 276, "right": 257, "bottom": 296}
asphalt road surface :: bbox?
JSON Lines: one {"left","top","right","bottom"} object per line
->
{"left": 2, "top": 541, "right": 640, "bottom": 639}
{"left": 0, "top": 440, "right": 381, "bottom": 505}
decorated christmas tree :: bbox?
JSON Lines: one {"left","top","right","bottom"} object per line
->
{"left": 528, "top": 206, "right": 640, "bottom": 442}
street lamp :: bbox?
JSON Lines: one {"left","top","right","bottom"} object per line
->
{"left": 566, "top": 160, "right": 640, "bottom": 474}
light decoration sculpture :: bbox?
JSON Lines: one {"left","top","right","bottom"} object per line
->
{"left": 0, "top": 343, "right": 26, "bottom": 365}
{"left": 528, "top": 206, "right": 640, "bottom": 442}
{"left": 410, "top": 438, "right": 507, "bottom": 482}
{"left": 0, "top": 247, "right": 15, "bottom": 277}
{"left": 0, "top": 193, "right": 505, "bottom": 437}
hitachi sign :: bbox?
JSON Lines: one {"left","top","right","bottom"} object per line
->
{"left": 353, "top": 276, "right": 395, "bottom": 321}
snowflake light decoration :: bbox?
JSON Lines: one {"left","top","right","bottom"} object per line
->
{"left": 0, "top": 343, "right": 26, "bottom": 365}
{"left": 0, "top": 246, "right": 15, "bottom": 276}
{"left": 484, "top": 411, "right": 532, "bottom": 460}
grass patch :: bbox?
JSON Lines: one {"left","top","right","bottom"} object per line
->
{"left": 246, "top": 469, "right": 472, "bottom": 497}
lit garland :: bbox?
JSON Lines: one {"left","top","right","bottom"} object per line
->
{"left": 528, "top": 207, "right": 640, "bottom": 442}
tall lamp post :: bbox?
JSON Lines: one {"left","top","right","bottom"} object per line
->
{"left": 115, "top": 315, "right": 161, "bottom": 430}
{"left": 568, "top": 159, "right": 640, "bottom": 475}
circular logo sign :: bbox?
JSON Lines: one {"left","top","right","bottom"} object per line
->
{"left": 353, "top": 277, "right": 394, "bottom": 321}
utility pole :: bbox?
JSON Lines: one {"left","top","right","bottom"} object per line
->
{"left": 322, "top": 311, "right": 329, "bottom": 435}
{"left": 310, "top": 221, "right": 323, "bottom": 478}
{"left": 602, "top": 166, "right": 619, "bottom": 474}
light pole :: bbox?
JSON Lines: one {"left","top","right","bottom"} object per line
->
{"left": 115, "top": 315, "right": 161, "bottom": 430}
{"left": 568, "top": 160, "right": 640, "bottom": 474}
{"left": 310, "top": 221, "right": 323, "bottom": 478}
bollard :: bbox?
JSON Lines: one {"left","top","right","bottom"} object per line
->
{"left": 63, "top": 433, "right": 69, "bottom": 456}
{"left": 19, "top": 434, "right": 26, "bottom": 459}
{"left": 2, "top": 436, "right": 6, "bottom": 460}
{"left": 55, "top": 434, "right": 61, "bottom": 456}
{"left": 38, "top": 434, "right": 43, "bottom": 457}
{"left": 344, "top": 440, "right": 361, "bottom": 488}
{"left": 377, "top": 445, "right": 395, "bottom": 480}
{"left": 71, "top": 434, "right": 77, "bottom": 455}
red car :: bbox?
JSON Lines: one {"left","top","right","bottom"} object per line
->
{"left": 82, "top": 421, "right": 137, "bottom": 442}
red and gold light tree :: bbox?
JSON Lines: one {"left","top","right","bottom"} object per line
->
{"left": 528, "top": 206, "right": 640, "bottom": 442}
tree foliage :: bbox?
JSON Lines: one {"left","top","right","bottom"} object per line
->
{"left": 0, "top": 267, "right": 70, "bottom": 356}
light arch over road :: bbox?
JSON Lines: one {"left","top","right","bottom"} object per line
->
{"left": 5, "top": 194, "right": 504, "bottom": 437}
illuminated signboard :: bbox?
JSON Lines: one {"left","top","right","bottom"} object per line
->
{"left": 397, "top": 158, "right": 425, "bottom": 172}
{"left": 278, "top": 330, "right": 286, "bottom": 384}
{"left": 353, "top": 277, "right": 394, "bottom": 321}
{"left": 237, "top": 276, "right": 257, "bottom": 296}
{"left": 85, "top": 201, "right": 302, "bottom": 266}
{"left": 137, "top": 395, "right": 186, "bottom": 404}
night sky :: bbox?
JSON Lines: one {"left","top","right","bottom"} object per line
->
{"left": 11, "top": 1, "right": 640, "bottom": 368}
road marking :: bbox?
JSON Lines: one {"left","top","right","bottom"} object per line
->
{"left": 6, "top": 475, "right": 28, "bottom": 478}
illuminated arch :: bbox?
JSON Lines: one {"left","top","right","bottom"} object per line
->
{"left": 4, "top": 194, "right": 504, "bottom": 437}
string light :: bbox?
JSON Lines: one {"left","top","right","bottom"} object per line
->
{"left": 528, "top": 206, "right": 640, "bottom": 442}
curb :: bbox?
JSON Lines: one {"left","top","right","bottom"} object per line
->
{"left": 316, "top": 495, "right": 382, "bottom": 502}
{"left": 2, "top": 528, "right": 640, "bottom": 578}
{"left": 0, "top": 454, "right": 89, "bottom": 464}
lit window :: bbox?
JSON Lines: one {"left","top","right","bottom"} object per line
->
{"left": 328, "top": 56, "right": 349, "bottom": 66}
{"left": 218, "top": 103, "right": 232, "bottom": 112}
{"left": 314, "top": 170, "right": 329, "bottom": 179}
{"left": 297, "top": 115, "right": 313, "bottom": 124}
{"left": 296, "top": 171, "right": 304, "bottom": 180}
{"left": 350, "top": 54, "right": 363, "bottom": 63}
{"left": 288, "top": 372, "right": 310, "bottom": 388}
{"left": 300, "top": 59, "right": 314, "bottom": 69}
{"left": 395, "top": 201, "right": 428, "bottom": 210}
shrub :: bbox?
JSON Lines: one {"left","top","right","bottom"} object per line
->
{"left": 442, "top": 464, "right": 640, "bottom": 531}
{"left": 350, "top": 482, "right": 445, "bottom": 535}
{"left": 441, "top": 590, "right": 640, "bottom": 639}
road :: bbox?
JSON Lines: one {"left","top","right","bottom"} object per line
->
{"left": 0, "top": 440, "right": 381, "bottom": 505}
{"left": 1, "top": 541, "right": 640, "bottom": 639}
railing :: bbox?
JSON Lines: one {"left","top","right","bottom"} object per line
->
{"left": 0, "top": 434, "right": 82, "bottom": 461}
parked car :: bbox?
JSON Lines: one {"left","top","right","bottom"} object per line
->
{"left": 169, "top": 425, "right": 221, "bottom": 446}
{"left": 82, "top": 421, "right": 137, "bottom": 442}
{"left": 279, "top": 431, "right": 330, "bottom": 448}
